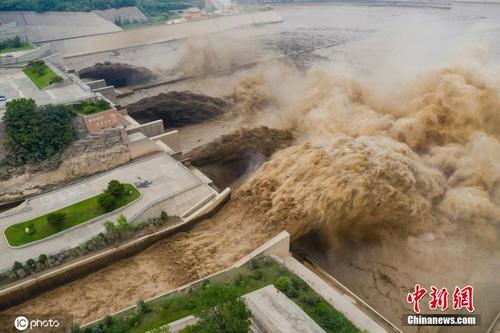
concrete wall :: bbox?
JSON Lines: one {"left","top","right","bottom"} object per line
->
{"left": 0, "top": 44, "right": 51, "bottom": 65}
{"left": 151, "top": 130, "right": 181, "bottom": 152}
{"left": 128, "top": 132, "right": 163, "bottom": 159}
{"left": 86, "top": 79, "right": 107, "bottom": 90}
{"left": 93, "top": 86, "right": 116, "bottom": 103}
{"left": 126, "top": 119, "right": 164, "bottom": 138}
{"left": 49, "top": 11, "right": 283, "bottom": 57}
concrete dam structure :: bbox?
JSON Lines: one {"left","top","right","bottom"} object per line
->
{"left": 47, "top": 11, "right": 283, "bottom": 58}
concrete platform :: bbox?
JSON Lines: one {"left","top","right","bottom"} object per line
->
{"left": 0, "top": 68, "right": 93, "bottom": 120}
{"left": 0, "top": 153, "right": 218, "bottom": 270}
{"left": 243, "top": 285, "right": 326, "bottom": 333}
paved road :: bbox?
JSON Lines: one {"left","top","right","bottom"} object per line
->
{"left": 0, "top": 153, "right": 217, "bottom": 270}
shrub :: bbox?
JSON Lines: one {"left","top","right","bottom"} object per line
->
{"left": 49, "top": 76, "right": 63, "bottom": 84}
{"left": 250, "top": 270, "right": 263, "bottom": 280}
{"left": 301, "top": 294, "right": 321, "bottom": 307}
{"left": 12, "top": 261, "right": 22, "bottom": 271}
{"left": 38, "top": 254, "right": 48, "bottom": 263}
{"left": 106, "top": 180, "right": 125, "bottom": 199}
{"left": 263, "top": 256, "right": 274, "bottom": 266}
{"left": 26, "top": 258, "right": 36, "bottom": 268}
{"left": 160, "top": 210, "right": 168, "bottom": 222}
{"left": 291, "top": 276, "right": 308, "bottom": 291}
{"left": 98, "top": 193, "right": 117, "bottom": 212}
{"left": 95, "top": 99, "right": 111, "bottom": 110}
{"left": 116, "top": 214, "right": 130, "bottom": 234}
{"left": 249, "top": 258, "right": 259, "bottom": 270}
{"left": 233, "top": 273, "right": 246, "bottom": 287}
{"left": 127, "top": 314, "right": 140, "bottom": 327}
{"left": 163, "top": 295, "right": 196, "bottom": 311}
{"left": 136, "top": 299, "right": 151, "bottom": 314}
{"left": 103, "top": 316, "right": 114, "bottom": 327}
{"left": 274, "top": 276, "right": 298, "bottom": 298}
{"left": 47, "top": 212, "right": 66, "bottom": 228}
{"left": 194, "top": 283, "right": 251, "bottom": 333}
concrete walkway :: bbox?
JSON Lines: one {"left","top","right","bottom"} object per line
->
{"left": 282, "top": 255, "right": 389, "bottom": 333}
{"left": 244, "top": 285, "right": 326, "bottom": 333}
{"left": 0, "top": 153, "right": 217, "bottom": 270}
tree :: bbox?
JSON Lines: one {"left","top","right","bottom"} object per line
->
{"left": 13, "top": 35, "right": 21, "bottom": 48}
{"left": 116, "top": 214, "right": 130, "bottom": 234}
{"left": 3, "top": 99, "right": 75, "bottom": 164}
{"left": 103, "top": 221, "right": 119, "bottom": 240}
{"left": 99, "top": 193, "right": 117, "bottom": 212}
{"left": 39, "top": 254, "right": 48, "bottom": 263}
{"left": 47, "top": 212, "right": 66, "bottom": 228}
{"left": 193, "top": 284, "right": 251, "bottom": 333}
{"left": 106, "top": 180, "right": 125, "bottom": 199}
{"left": 12, "top": 261, "right": 22, "bottom": 271}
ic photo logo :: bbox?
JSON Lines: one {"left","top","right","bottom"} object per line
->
{"left": 14, "top": 316, "right": 29, "bottom": 331}
{"left": 13, "top": 315, "right": 61, "bottom": 331}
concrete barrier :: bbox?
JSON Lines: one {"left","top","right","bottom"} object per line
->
{"left": 50, "top": 11, "right": 283, "bottom": 57}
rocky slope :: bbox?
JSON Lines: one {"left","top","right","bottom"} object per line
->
{"left": 0, "top": 129, "right": 130, "bottom": 205}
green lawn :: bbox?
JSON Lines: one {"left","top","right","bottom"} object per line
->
{"left": 0, "top": 43, "right": 33, "bottom": 54}
{"left": 4, "top": 184, "right": 140, "bottom": 247}
{"left": 23, "top": 61, "right": 62, "bottom": 89}
{"left": 89, "top": 256, "right": 360, "bottom": 333}
{"left": 67, "top": 99, "right": 112, "bottom": 115}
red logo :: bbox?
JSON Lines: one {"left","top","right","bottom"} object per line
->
{"left": 407, "top": 284, "right": 427, "bottom": 313}
{"left": 407, "top": 285, "right": 474, "bottom": 313}
{"left": 452, "top": 286, "right": 474, "bottom": 312}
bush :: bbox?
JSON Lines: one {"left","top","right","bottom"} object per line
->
{"left": 274, "top": 276, "right": 298, "bottom": 298}
{"left": 136, "top": 299, "right": 151, "bottom": 314}
{"left": 301, "top": 294, "right": 321, "bottom": 307}
{"left": 12, "top": 261, "right": 22, "bottom": 271}
{"left": 127, "top": 314, "right": 140, "bottom": 327}
{"left": 47, "top": 212, "right": 66, "bottom": 228}
{"left": 98, "top": 193, "right": 117, "bottom": 212}
{"left": 291, "top": 276, "right": 308, "bottom": 291}
{"left": 163, "top": 295, "right": 196, "bottom": 311}
{"left": 233, "top": 273, "right": 246, "bottom": 287}
{"left": 249, "top": 258, "right": 259, "bottom": 270}
{"left": 106, "top": 180, "right": 125, "bottom": 199}
{"left": 38, "top": 254, "right": 48, "bottom": 263}
{"left": 194, "top": 284, "right": 251, "bottom": 333}
{"left": 49, "top": 76, "right": 63, "bottom": 84}
{"left": 103, "top": 316, "right": 114, "bottom": 327}
{"left": 95, "top": 99, "right": 111, "bottom": 110}
{"left": 250, "top": 270, "right": 263, "bottom": 280}
{"left": 160, "top": 210, "right": 168, "bottom": 222}
{"left": 26, "top": 258, "right": 36, "bottom": 268}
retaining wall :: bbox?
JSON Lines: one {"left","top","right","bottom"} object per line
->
{"left": 49, "top": 11, "right": 283, "bottom": 57}
{"left": 126, "top": 120, "right": 164, "bottom": 138}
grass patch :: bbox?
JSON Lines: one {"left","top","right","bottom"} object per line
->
{"left": 4, "top": 184, "right": 140, "bottom": 247}
{"left": 86, "top": 256, "right": 361, "bottom": 333}
{"left": 23, "top": 61, "right": 62, "bottom": 89}
{"left": 0, "top": 43, "right": 33, "bottom": 54}
{"left": 67, "top": 99, "right": 112, "bottom": 115}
